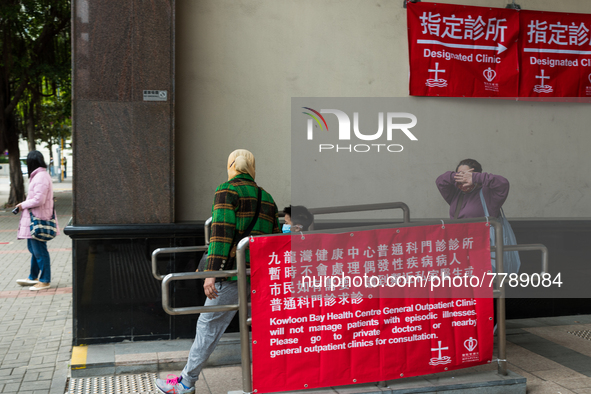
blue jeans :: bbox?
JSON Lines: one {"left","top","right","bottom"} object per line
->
{"left": 27, "top": 239, "right": 51, "bottom": 283}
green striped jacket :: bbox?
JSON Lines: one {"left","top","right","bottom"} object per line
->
{"left": 207, "top": 173, "right": 280, "bottom": 271}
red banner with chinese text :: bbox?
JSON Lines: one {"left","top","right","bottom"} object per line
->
{"left": 520, "top": 10, "right": 591, "bottom": 97}
{"left": 408, "top": 3, "right": 591, "bottom": 98}
{"left": 407, "top": 2, "right": 520, "bottom": 97}
{"left": 250, "top": 223, "right": 493, "bottom": 393}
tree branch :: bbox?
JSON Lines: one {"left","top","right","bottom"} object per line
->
{"left": 4, "top": 5, "right": 69, "bottom": 117}
{"left": 4, "top": 76, "right": 27, "bottom": 116}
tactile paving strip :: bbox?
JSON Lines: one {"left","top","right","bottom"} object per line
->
{"left": 67, "top": 373, "right": 158, "bottom": 394}
{"left": 568, "top": 329, "right": 591, "bottom": 341}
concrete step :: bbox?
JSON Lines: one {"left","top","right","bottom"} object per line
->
{"left": 71, "top": 333, "right": 243, "bottom": 377}
{"left": 72, "top": 334, "right": 526, "bottom": 393}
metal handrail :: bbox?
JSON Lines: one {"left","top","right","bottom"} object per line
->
{"left": 157, "top": 210, "right": 546, "bottom": 389}
{"left": 236, "top": 237, "right": 252, "bottom": 393}
{"left": 152, "top": 245, "right": 208, "bottom": 281}
{"left": 500, "top": 244, "right": 549, "bottom": 274}
{"left": 308, "top": 202, "right": 411, "bottom": 223}
{"left": 202, "top": 201, "right": 411, "bottom": 242}
{"left": 235, "top": 217, "right": 513, "bottom": 393}
{"left": 161, "top": 269, "right": 252, "bottom": 315}
{"left": 204, "top": 217, "right": 212, "bottom": 245}
{"left": 161, "top": 270, "right": 239, "bottom": 315}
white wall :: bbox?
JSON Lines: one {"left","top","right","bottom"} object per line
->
{"left": 176, "top": 0, "right": 591, "bottom": 220}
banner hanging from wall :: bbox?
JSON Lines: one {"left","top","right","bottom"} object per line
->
{"left": 407, "top": 2, "right": 520, "bottom": 97}
{"left": 408, "top": 3, "right": 591, "bottom": 98}
{"left": 520, "top": 10, "right": 591, "bottom": 97}
{"left": 250, "top": 224, "right": 494, "bottom": 393}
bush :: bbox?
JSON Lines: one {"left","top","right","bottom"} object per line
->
{"left": 0, "top": 156, "right": 9, "bottom": 164}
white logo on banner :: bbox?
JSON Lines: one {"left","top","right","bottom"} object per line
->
{"left": 429, "top": 341, "right": 452, "bottom": 366}
{"left": 464, "top": 337, "right": 478, "bottom": 352}
{"left": 533, "top": 69, "right": 553, "bottom": 93}
{"left": 483, "top": 67, "right": 499, "bottom": 92}
{"left": 426, "top": 62, "right": 448, "bottom": 87}
{"left": 483, "top": 67, "right": 496, "bottom": 82}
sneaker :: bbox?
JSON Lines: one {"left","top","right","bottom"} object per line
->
{"left": 30, "top": 282, "right": 50, "bottom": 291}
{"left": 16, "top": 279, "right": 39, "bottom": 286}
{"left": 154, "top": 375, "right": 194, "bottom": 394}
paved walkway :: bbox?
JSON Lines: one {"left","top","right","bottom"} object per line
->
{"left": 1, "top": 175, "right": 591, "bottom": 393}
{"left": 0, "top": 175, "right": 73, "bottom": 394}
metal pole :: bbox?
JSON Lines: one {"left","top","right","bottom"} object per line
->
{"left": 60, "top": 137, "right": 64, "bottom": 182}
{"left": 151, "top": 245, "right": 209, "bottom": 281}
{"left": 57, "top": 143, "right": 62, "bottom": 183}
{"left": 205, "top": 217, "right": 212, "bottom": 244}
{"left": 161, "top": 271, "right": 239, "bottom": 315}
{"left": 493, "top": 220, "right": 507, "bottom": 376}
{"left": 308, "top": 202, "right": 411, "bottom": 224}
{"left": 237, "top": 237, "right": 252, "bottom": 394}
{"left": 503, "top": 244, "right": 548, "bottom": 274}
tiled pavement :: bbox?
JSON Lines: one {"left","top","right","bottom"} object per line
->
{"left": 2, "top": 175, "right": 591, "bottom": 393}
{"left": 0, "top": 176, "right": 73, "bottom": 394}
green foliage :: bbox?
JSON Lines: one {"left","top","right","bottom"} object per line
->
{"left": 0, "top": 0, "right": 70, "bottom": 204}
{"left": 36, "top": 91, "right": 72, "bottom": 149}
{"left": 3, "top": 1, "right": 70, "bottom": 136}
{"left": 0, "top": 0, "right": 71, "bottom": 80}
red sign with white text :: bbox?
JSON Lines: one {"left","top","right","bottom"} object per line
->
{"left": 250, "top": 224, "right": 494, "bottom": 393}
{"left": 407, "top": 2, "right": 520, "bottom": 97}
{"left": 520, "top": 10, "right": 591, "bottom": 97}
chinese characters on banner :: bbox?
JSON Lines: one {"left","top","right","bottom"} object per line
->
{"left": 407, "top": 2, "right": 520, "bottom": 97}
{"left": 520, "top": 10, "right": 591, "bottom": 97}
{"left": 250, "top": 223, "right": 494, "bottom": 393}
{"left": 408, "top": 2, "right": 591, "bottom": 98}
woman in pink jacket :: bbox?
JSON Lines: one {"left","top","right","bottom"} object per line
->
{"left": 15, "top": 151, "right": 58, "bottom": 291}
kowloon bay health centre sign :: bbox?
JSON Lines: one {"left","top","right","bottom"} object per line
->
{"left": 249, "top": 223, "right": 494, "bottom": 393}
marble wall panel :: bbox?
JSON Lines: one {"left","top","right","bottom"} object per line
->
{"left": 132, "top": 0, "right": 174, "bottom": 102}
{"left": 74, "top": 101, "right": 173, "bottom": 224}
{"left": 131, "top": 102, "right": 174, "bottom": 222}
{"left": 74, "top": 0, "right": 133, "bottom": 101}
{"left": 73, "top": 0, "right": 175, "bottom": 225}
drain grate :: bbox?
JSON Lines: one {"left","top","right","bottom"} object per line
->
{"left": 67, "top": 373, "right": 158, "bottom": 394}
{"left": 568, "top": 330, "right": 591, "bottom": 341}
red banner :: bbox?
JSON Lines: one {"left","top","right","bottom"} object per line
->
{"left": 520, "top": 10, "right": 591, "bottom": 97}
{"left": 407, "top": 2, "right": 520, "bottom": 97}
{"left": 250, "top": 224, "right": 494, "bottom": 393}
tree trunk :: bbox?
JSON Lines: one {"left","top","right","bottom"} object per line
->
{"left": 26, "top": 99, "right": 35, "bottom": 152}
{"left": 6, "top": 119, "right": 25, "bottom": 206}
